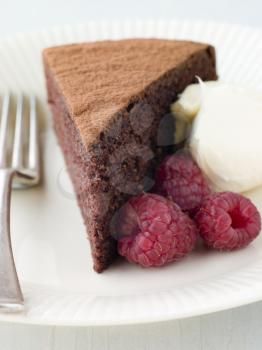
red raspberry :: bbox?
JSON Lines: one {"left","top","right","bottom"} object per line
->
{"left": 154, "top": 152, "right": 210, "bottom": 215}
{"left": 114, "top": 193, "right": 197, "bottom": 267}
{"left": 195, "top": 192, "right": 261, "bottom": 250}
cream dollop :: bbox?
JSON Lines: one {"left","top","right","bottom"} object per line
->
{"left": 171, "top": 81, "right": 218, "bottom": 122}
{"left": 173, "top": 81, "right": 262, "bottom": 193}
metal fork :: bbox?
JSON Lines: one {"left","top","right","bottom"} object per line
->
{"left": 0, "top": 94, "right": 40, "bottom": 312}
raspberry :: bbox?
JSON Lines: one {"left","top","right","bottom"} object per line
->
{"left": 195, "top": 192, "right": 261, "bottom": 250}
{"left": 154, "top": 152, "right": 210, "bottom": 215}
{"left": 113, "top": 193, "right": 197, "bottom": 267}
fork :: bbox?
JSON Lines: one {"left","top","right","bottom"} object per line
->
{"left": 0, "top": 94, "right": 40, "bottom": 312}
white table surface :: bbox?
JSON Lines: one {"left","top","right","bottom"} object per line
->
{"left": 1, "top": 0, "right": 262, "bottom": 349}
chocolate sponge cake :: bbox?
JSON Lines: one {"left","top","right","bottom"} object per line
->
{"left": 43, "top": 39, "right": 217, "bottom": 272}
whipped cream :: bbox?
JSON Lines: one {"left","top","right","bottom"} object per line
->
{"left": 171, "top": 81, "right": 218, "bottom": 122}
{"left": 172, "top": 81, "right": 262, "bottom": 193}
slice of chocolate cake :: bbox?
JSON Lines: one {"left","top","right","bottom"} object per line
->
{"left": 43, "top": 39, "right": 217, "bottom": 272}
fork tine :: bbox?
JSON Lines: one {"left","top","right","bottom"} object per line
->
{"left": 12, "top": 95, "right": 24, "bottom": 169}
{"left": 0, "top": 94, "right": 11, "bottom": 167}
{"left": 28, "top": 95, "right": 39, "bottom": 172}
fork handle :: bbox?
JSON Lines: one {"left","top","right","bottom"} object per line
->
{"left": 0, "top": 170, "right": 24, "bottom": 312}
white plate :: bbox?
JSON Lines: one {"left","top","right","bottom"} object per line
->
{"left": 0, "top": 20, "right": 262, "bottom": 326}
